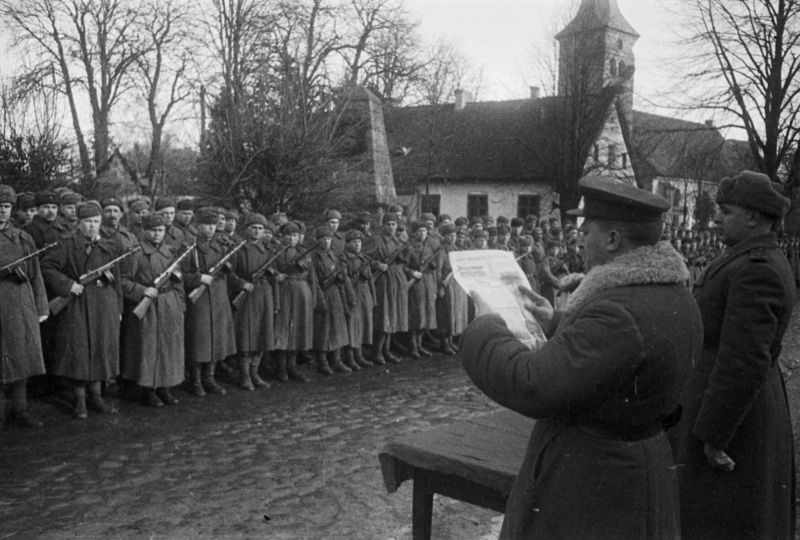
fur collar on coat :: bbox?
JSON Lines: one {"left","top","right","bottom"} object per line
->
{"left": 565, "top": 241, "right": 689, "bottom": 314}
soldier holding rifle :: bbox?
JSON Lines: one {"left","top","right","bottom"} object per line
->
{"left": 0, "top": 185, "right": 50, "bottom": 428}
{"left": 405, "top": 221, "right": 440, "bottom": 359}
{"left": 341, "top": 230, "right": 376, "bottom": 369}
{"left": 41, "top": 201, "right": 127, "bottom": 419}
{"left": 435, "top": 223, "right": 467, "bottom": 356}
{"left": 366, "top": 213, "right": 408, "bottom": 364}
{"left": 229, "top": 213, "right": 278, "bottom": 391}
{"left": 120, "top": 214, "right": 190, "bottom": 408}
{"left": 181, "top": 208, "right": 241, "bottom": 397}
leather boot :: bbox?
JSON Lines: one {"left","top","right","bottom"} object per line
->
{"left": 372, "top": 334, "right": 387, "bottom": 365}
{"left": 202, "top": 362, "right": 227, "bottom": 394}
{"left": 440, "top": 336, "right": 457, "bottom": 356}
{"left": 343, "top": 347, "right": 361, "bottom": 371}
{"left": 408, "top": 331, "right": 422, "bottom": 359}
{"left": 9, "top": 379, "right": 42, "bottom": 427}
{"left": 88, "top": 381, "right": 117, "bottom": 414}
{"left": 354, "top": 347, "right": 373, "bottom": 367}
{"left": 384, "top": 334, "right": 402, "bottom": 364}
{"left": 0, "top": 385, "right": 7, "bottom": 427}
{"left": 156, "top": 387, "right": 179, "bottom": 405}
{"left": 276, "top": 352, "right": 289, "bottom": 382}
{"left": 249, "top": 357, "right": 269, "bottom": 388}
{"left": 187, "top": 363, "right": 206, "bottom": 396}
{"left": 316, "top": 351, "right": 334, "bottom": 376}
{"left": 72, "top": 384, "right": 88, "bottom": 419}
{"left": 417, "top": 332, "right": 433, "bottom": 358}
{"left": 329, "top": 350, "right": 351, "bottom": 373}
{"left": 238, "top": 356, "right": 254, "bottom": 391}
{"left": 449, "top": 336, "right": 461, "bottom": 353}
{"left": 287, "top": 353, "right": 309, "bottom": 382}
{"left": 142, "top": 387, "right": 163, "bottom": 408}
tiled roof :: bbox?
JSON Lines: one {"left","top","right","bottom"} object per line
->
{"left": 556, "top": 0, "right": 639, "bottom": 39}
{"left": 386, "top": 94, "right": 613, "bottom": 188}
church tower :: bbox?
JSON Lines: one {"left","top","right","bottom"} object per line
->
{"left": 555, "top": 0, "right": 639, "bottom": 129}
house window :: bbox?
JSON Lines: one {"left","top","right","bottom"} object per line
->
{"left": 517, "top": 194, "right": 541, "bottom": 218}
{"left": 608, "top": 144, "right": 617, "bottom": 167}
{"left": 467, "top": 194, "right": 488, "bottom": 219}
{"left": 617, "top": 39, "right": 624, "bottom": 50}
{"left": 609, "top": 58, "right": 617, "bottom": 76}
{"left": 420, "top": 193, "right": 440, "bottom": 216}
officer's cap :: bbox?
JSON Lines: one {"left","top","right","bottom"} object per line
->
{"left": 16, "top": 191, "right": 35, "bottom": 209}
{"left": 716, "top": 170, "right": 790, "bottom": 219}
{"left": 568, "top": 175, "right": 670, "bottom": 223}
{"left": 60, "top": 191, "right": 81, "bottom": 206}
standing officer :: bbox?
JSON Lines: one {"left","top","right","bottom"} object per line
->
{"left": 24, "top": 191, "right": 69, "bottom": 248}
{"left": 100, "top": 196, "right": 139, "bottom": 251}
{"left": 671, "top": 171, "right": 796, "bottom": 539}
{"left": 174, "top": 199, "right": 197, "bottom": 243}
{"left": 154, "top": 198, "right": 185, "bottom": 248}
{"left": 324, "top": 209, "right": 346, "bottom": 255}
{"left": 461, "top": 175, "right": 702, "bottom": 539}
{"left": 0, "top": 185, "right": 49, "bottom": 427}
{"left": 13, "top": 191, "right": 36, "bottom": 228}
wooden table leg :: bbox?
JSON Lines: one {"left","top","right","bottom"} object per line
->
{"left": 412, "top": 473, "right": 433, "bottom": 540}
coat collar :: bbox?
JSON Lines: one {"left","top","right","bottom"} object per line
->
{"left": 700, "top": 232, "right": 778, "bottom": 283}
{"left": 565, "top": 241, "right": 689, "bottom": 314}
{"left": 140, "top": 238, "right": 173, "bottom": 257}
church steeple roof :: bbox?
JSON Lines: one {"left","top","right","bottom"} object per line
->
{"left": 556, "top": 0, "right": 639, "bottom": 39}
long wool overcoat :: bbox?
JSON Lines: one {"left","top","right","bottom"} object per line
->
{"left": 461, "top": 242, "right": 701, "bottom": 539}
{"left": 671, "top": 232, "right": 796, "bottom": 540}
{"left": 343, "top": 251, "right": 375, "bottom": 346}
{"left": 367, "top": 232, "right": 408, "bottom": 333}
{"left": 0, "top": 226, "right": 48, "bottom": 383}
{"left": 312, "top": 247, "right": 351, "bottom": 352}
{"left": 405, "top": 238, "right": 439, "bottom": 331}
{"left": 41, "top": 233, "right": 123, "bottom": 381}
{"left": 181, "top": 237, "right": 237, "bottom": 364}
{"left": 436, "top": 243, "right": 468, "bottom": 336}
{"left": 273, "top": 245, "right": 315, "bottom": 351}
{"left": 230, "top": 241, "right": 276, "bottom": 354}
{"left": 120, "top": 239, "right": 185, "bottom": 388}
{"left": 23, "top": 215, "right": 69, "bottom": 250}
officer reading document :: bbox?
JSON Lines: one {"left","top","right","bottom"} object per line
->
{"left": 460, "top": 175, "right": 702, "bottom": 539}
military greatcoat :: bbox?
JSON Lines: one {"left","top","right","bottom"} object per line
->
{"left": 312, "top": 247, "right": 351, "bottom": 352}
{"left": 23, "top": 215, "right": 69, "bottom": 250}
{"left": 367, "top": 232, "right": 408, "bottom": 333}
{"left": 120, "top": 239, "right": 185, "bottom": 388}
{"left": 181, "top": 236, "right": 237, "bottom": 364}
{"left": 229, "top": 240, "right": 275, "bottom": 354}
{"left": 343, "top": 251, "right": 375, "bottom": 347}
{"left": 672, "top": 232, "right": 796, "bottom": 540}
{"left": 461, "top": 242, "right": 700, "bottom": 539}
{"left": 436, "top": 243, "right": 468, "bottom": 336}
{"left": 0, "top": 226, "right": 48, "bottom": 383}
{"left": 273, "top": 245, "right": 315, "bottom": 351}
{"left": 41, "top": 233, "right": 123, "bottom": 381}
{"left": 405, "top": 237, "right": 439, "bottom": 331}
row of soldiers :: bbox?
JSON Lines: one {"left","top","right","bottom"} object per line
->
{"left": 1, "top": 187, "right": 585, "bottom": 427}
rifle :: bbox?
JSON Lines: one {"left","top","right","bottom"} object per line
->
{"left": 188, "top": 240, "right": 246, "bottom": 304}
{"left": 0, "top": 242, "right": 57, "bottom": 280}
{"left": 49, "top": 246, "right": 140, "bottom": 316}
{"left": 230, "top": 244, "right": 289, "bottom": 311}
{"left": 321, "top": 260, "right": 349, "bottom": 289}
{"left": 285, "top": 241, "right": 320, "bottom": 270}
{"left": 132, "top": 244, "right": 197, "bottom": 320}
{"left": 371, "top": 242, "right": 407, "bottom": 280}
{"left": 406, "top": 247, "right": 443, "bottom": 290}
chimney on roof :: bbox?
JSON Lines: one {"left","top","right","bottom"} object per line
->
{"left": 454, "top": 89, "right": 472, "bottom": 111}
{"left": 530, "top": 86, "right": 540, "bottom": 99}
{"left": 705, "top": 119, "right": 714, "bottom": 128}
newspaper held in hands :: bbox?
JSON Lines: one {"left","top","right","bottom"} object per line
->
{"left": 449, "top": 250, "right": 547, "bottom": 350}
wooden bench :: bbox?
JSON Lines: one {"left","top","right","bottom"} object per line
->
{"left": 378, "top": 410, "right": 534, "bottom": 540}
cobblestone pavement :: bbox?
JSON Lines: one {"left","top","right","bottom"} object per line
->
{"left": 0, "top": 351, "right": 504, "bottom": 539}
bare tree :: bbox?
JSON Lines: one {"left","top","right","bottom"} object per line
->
{"left": 679, "top": 0, "right": 800, "bottom": 191}
{"left": 135, "top": 0, "right": 195, "bottom": 196}
{"left": 0, "top": 0, "right": 145, "bottom": 192}
{"left": 412, "top": 38, "right": 483, "bottom": 106}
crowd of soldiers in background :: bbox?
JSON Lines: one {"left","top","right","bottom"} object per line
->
{"left": 3, "top": 185, "right": 799, "bottom": 428}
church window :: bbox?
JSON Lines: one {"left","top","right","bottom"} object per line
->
{"left": 608, "top": 144, "right": 617, "bottom": 167}
{"left": 619, "top": 60, "right": 626, "bottom": 74}
{"left": 467, "top": 194, "right": 488, "bottom": 219}
{"left": 617, "top": 39, "right": 623, "bottom": 50}
{"left": 621, "top": 152, "right": 628, "bottom": 168}
{"left": 610, "top": 59, "right": 617, "bottom": 76}
{"left": 593, "top": 144, "right": 600, "bottom": 162}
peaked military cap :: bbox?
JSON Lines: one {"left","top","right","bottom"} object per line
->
{"left": 16, "top": 191, "right": 35, "bottom": 209}
{"left": 568, "top": 175, "right": 670, "bottom": 223}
